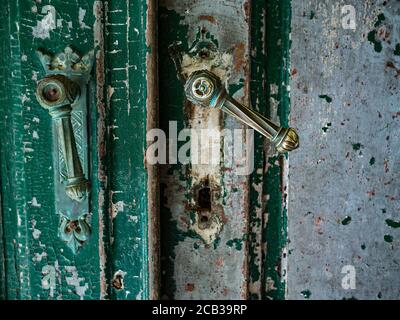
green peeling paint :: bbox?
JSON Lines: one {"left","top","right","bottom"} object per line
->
{"left": 394, "top": 44, "right": 400, "bottom": 56}
{"left": 374, "top": 13, "right": 386, "bottom": 27}
{"left": 367, "top": 30, "right": 383, "bottom": 53}
{"left": 226, "top": 238, "right": 244, "bottom": 251}
{"left": 341, "top": 216, "right": 352, "bottom": 225}
{"left": 0, "top": 0, "right": 155, "bottom": 300}
{"left": 369, "top": 157, "right": 376, "bottom": 165}
{"left": 158, "top": 6, "right": 189, "bottom": 299}
{"left": 301, "top": 289, "right": 311, "bottom": 299}
{"left": 319, "top": 95, "right": 332, "bottom": 103}
{"left": 352, "top": 143, "right": 363, "bottom": 151}
{"left": 0, "top": 0, "right": 104, "bottom": 300}
{"left": 368, "top": 13, "right": 386, "bottom": 53}
{"left": 385, "top": 219, "right": 400, "bottom": 229}
{"left": 248, "top": 0, "right": 268, "bottom": 300}
{"left": 322, "top": 122, "right": 332, "bottom": 132}
{"left": 263, "top": 0, "right": 292, "bottom": 300}
{"left": 384, "top": 235, "right": 393, "bottom": 243}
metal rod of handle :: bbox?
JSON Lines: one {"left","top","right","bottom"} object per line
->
{"left": 184, "top": 70, "right": 299, "bottom": 153}
{"left": 51, "top": 106, "right": 89, "bottom": 202}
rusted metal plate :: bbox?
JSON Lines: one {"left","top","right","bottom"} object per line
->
{"left": 288, "top": 0, "right": 400, "bottom": 299}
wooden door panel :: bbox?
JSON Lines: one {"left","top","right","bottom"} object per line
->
{"left": 0, "top": 0, "right": 157, "bottom": 300}
{"left": 0, "top": 0, "right": 291, "bottom": 300}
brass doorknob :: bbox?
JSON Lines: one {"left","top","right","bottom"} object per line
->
{"left": 184, "top": 70, "right": 299, "bottom": 153}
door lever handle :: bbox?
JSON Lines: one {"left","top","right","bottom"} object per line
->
{"left": 184, "top": 70, "right": 299, "bottom": 153}
{"left": 36, "top": 75, "right": 89, "bottom": 202}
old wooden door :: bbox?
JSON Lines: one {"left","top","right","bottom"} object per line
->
{"left": 0, "top": 0, "right": 291, "bottom": 300}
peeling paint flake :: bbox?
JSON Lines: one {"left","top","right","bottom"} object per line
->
{"left": 65, "top": 266, "right": 89, "bottom": 300}
{"left": 79, "top": 8, "right": 91, "bottom": 29}
{"left": 32, "top": 5, "right": 56, "bottom": 39}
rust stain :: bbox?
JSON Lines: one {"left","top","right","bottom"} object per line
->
{"left": 198, "top": 15, "right": 217, "bottom": 24}
{"left": 112, "top": 274, "right": 124, "bottom": 290}
{"left": 233, "top": 42, "right": 246, "bottom": 73}
{"left": 392, "top": 112, "right": 400, "bottom": 119}
{"left": 146, "top": 0, "right": 160, "bottom": 300}
{"left": 185, "top": 283, "right": 195, "bottom": 292}
{"left": 314, "top": 216, "right": 323, "bottom": 235}
{"left": 384, "top": 158, "right": 389, "bottom": 173}
{"left": 386, "top": 61, "right": 400, "bottom": 77}
{"left": 377, "top": 25, "right": 391, "bottom": 43}
{"left": 94, "top": 0, "right": 108, "bottom": 300}
{"left": 215, "top": 257, "right": 224, "bottom": 268}
{"left": 367, "top": 190, "right": 376, "bottom": 198}
{"left": 243, "top": 0, "right": 250, "bottom": 23}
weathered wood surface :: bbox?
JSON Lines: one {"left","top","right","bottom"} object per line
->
{"left": 0, "top": 0, "right": 293, "bottom": 300}
{"left": 288, "top": 0, "right": 400, "bottom": 299}
{"left": 159, "top": 0, "right": 253, "bottom": 300}
{"left": 158, "top": 0, "right": 291, "bottom": 299}
{"left": 0, "top": 0, "right": 157, "bottom": 299}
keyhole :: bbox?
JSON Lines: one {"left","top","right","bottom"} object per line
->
{"left": 198, "top": 187, "right": 211, "bottom": 211}
{"left": 197, "top": 185, "right": 212, "bottom": 228}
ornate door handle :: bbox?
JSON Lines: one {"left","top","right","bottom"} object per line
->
{"left": 36, "top": 75, "right": 89, "bottom": 202}
{"left": 34, "top": 46, "right": 94, "bottom": 254}
{"left": 184, "top": 70, "right": 299, "bottom": 153}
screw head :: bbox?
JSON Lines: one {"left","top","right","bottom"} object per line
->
{"left": 191, "top": 77, "right": 214, "bottom": 100}
{"left": 36, "top": 74, "right": 79, "bottom": 110}
{"left": 42, "top": 82, "right": 63, "bottom": 103}
{"left": 184, "top": 70, "right": 225, "bottom": 108}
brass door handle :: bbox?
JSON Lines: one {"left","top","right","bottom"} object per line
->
{"left": 36, "top": 75, "right": 89, "bottom": 202}
{"left": 184, "top": 70, "right": 299, "bottom": 153}
{"left": 35, "top": 46, "right": 94, "bottom": 253}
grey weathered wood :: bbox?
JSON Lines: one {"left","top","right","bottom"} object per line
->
{"left": 288, "top": 0, "right": 400, "bottom": 300}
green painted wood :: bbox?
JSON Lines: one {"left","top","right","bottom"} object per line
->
{"left": 0, "top": 0, "right": 157, "bottom": 300}
{"left": 104, "top": 0, "right": 158, "bottom": 300}
{"left": 0, "top": 0, "right": 104, "bottom": 300}
{"left": 263, "top": 0, "right": 292, "bottom": 300}
{"left": 0, "top": 194, "right": 5, "bottom": 299}
{"left": 248, "top": 0, "right": 268, "bottom": 300}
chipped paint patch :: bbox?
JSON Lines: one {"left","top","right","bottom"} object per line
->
{"left": 41, "top": 265, "right": 56, "bottom": 298}
{"left": 192, "top": 213, "right": 223, "bottom": 245}
{"left": 112, "top": 270, "right": 127, "bottom": 290}
{"left": 29, "top": 197, "right": 41, "bottom": 207}
{"left": 111, "top": 200, "right": 125, "bottom": 220}
{"left": 65, "top": 266, "right": 89, "bottom": 300}
{"left": 33, "top": 252, "right": 47, "bottom": 262}
{"left": 79, "top": 8, "right": 90, "bottom": 29}
{"left": 180, "top": 50, "right": 233, "bottom": 86}
{"left": 32, "top": 5, "right": 56, "bottom": 39}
